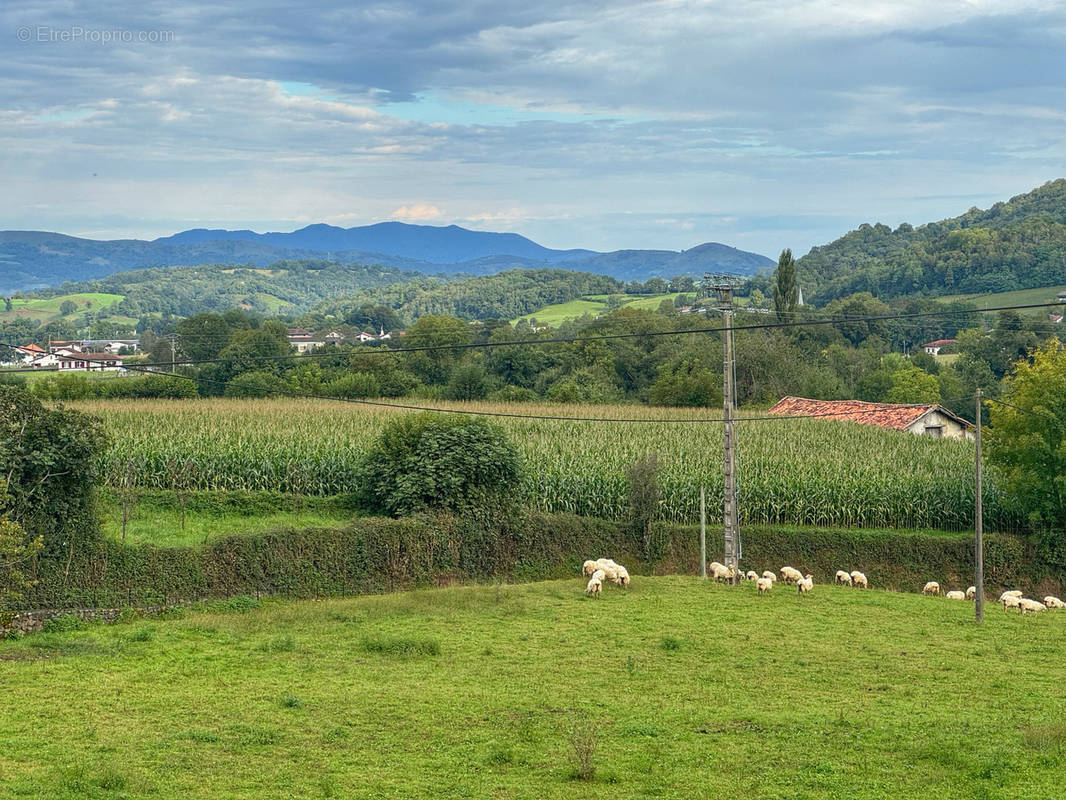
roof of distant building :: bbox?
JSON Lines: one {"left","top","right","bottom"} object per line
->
{"left": 767, "top": 396, "right": 972, "bottom": 431}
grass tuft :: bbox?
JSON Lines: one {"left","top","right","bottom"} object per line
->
{"left": 361, "top": 635, "right": 441, "bottom": 658}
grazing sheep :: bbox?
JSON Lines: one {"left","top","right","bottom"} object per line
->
{"left": 612, "top": 566, "right": 631, "bottom": 589}
{"left": 966, "top": 586, "right": 976, "bottom": 601}
{"left": 945, "top": 590, "right": 965, "bottom": 600}
{"left": 757, "top": 577, "right": 773, "bottom": 593}
{"left": 582, "top": 560, "right": 598, "bottom": 577}
{"left": 835, "top": 570, "right": 853, "bottom": 586}
{"left": 780, "top": 566, "right": 803, "bottom": 585}
{"left": 745, "top": 570, "right": 759, "bottom": 582}
{"left": 585, "top": 574, "right": 602, "bottom": 597}
{"left": 1043, "top": 596, "right": 1065, "bottom": 609}
{"left": 1019, "top": 598, "right": 1047, "bottom": 614}
{"left": 762, "top": 570, "right": 778, "bottom": 582}
{"left": 998, "top": 590, "right": 1023, "bottom": 603}
{"left": 922, "top": 581, "right": 940, "bottom": 596}
{"left": 708, "top": 562, "right": 737, "bottom": 582}
{"left": 850, "top": 571, "right": 868, "bottom": 589}
{"left": 797, "top": 576, "right": 813, "bottom": 594}
{"left": 1001, "top": 594, "right": 1022, "bottom": 611}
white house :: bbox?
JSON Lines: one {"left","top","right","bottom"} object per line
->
{"left": 922, "top": 339, "right": 958, "bottom": 356}
{"left": 56, "top": 353, "right": 126, "bottom": 372}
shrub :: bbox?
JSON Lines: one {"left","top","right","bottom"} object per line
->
{"left": 355, "top": 413, "right": 523, "bottom": 517}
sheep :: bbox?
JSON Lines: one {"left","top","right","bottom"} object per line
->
{"left": 1001, "top": 594, "right": 1022, "bottom": 611}
{"left": 585, "top": 573, "right": 603, "bottom": 597}
{"left": 945, "top": 590, "right": 966, "bottom": 600}
{"left": 998, "top": 590, "right": 1023, "bottom": 603}
{"left": 797, "top": 575, "right": 813, "bottom": 594}
{"left": 612, "top": 565, "right": 631, "bottom": 589}
{"left": 1043, "top": 596, "right": 1065, "bottom": 609}
{"left": 780, "top": 566, "right": 803, "bottom": 585}
{"left": 922, "top": 581, "right": 940, "bottom": 596}
{"left": 756, "top": 577, "right": 773, "bottom": 593}
{"left": 745, "top": 570, "right": 759, "bottom": 582}
{"left": 709, "top": 562, "right": 734, "bottom": 582}
{"left": 1018, "top": 598, "right": 1047, "bottom": 615}
{"left": 850, "top": 571, "right": 868, "bottom": 589}
{"left": 582, "top": 560, "right": 598, "bottom": 577}
{"left": 965, "top": 586, "right": 976, "bottom": 601}
{"left": 834, "top": 570, "right": 853, "bottom": 586}
{"left": 762, "top": 570, "right": 778, "bottom": 582}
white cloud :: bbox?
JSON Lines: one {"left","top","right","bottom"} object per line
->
{"left": 389, "top": 204, "right": 443, "bottom": 221}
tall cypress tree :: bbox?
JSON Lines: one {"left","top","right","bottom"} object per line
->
{"left": 773, "top": 248, "right": 799, "bottom": 321}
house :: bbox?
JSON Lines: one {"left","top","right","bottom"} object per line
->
{"left": 768, "top": 396, "right": 975, "bottom": 441}
{"left": 26, "top": 353, "right": 61, "bottom": 369}
{"left": 922, "top": 339, "right": 958, "bottom": 356}
{"left": 323, "top": 330, "right": 346, "bottom": 342}
{"left": 1050, "top": 314, "right": 1063, "bottom": 324}
{"left": 14, "top": 343, "right": 46, "bottom": 363}
{"left": 56, "top": 353, "right": 125, "bottom": 372}
{"left": 48, "top": 340, "right": 84, "bottom": 354}
{"left": 354, "top": 328, "right": 393, "bottom": 343}
{"left": 286, "top": 328, "right": 312, "bottom": 340}
{"left": 81, "top": 338, "right": 140, "bottom": 353}
{"left": 1056, "top": 291, "right": 1066, "bottom": 301}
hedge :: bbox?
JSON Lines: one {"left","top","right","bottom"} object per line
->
{"left": 19, "top": 513, "right": 1064, "bottom": 610}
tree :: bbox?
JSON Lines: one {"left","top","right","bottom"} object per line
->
{"left": 59, "top": 300, "right": 78, "bottom": 316}
{"left": 176, "top": 313, "right": 233, "bottom": 361}
{"left": 0, "top": 386, "right": 107, "bottom": 559}
{"left": 355, "top": 413, "right": 523, "bottom": 516}
{"left": 773, "top": 248, "right": 799, "bottom": 321}
{"left": 884, "top": 366, "right": 941, "bottom": 404}
{"left": 987, "top": 340, "right": 1066, "bottom": 535}
{"left": 402, "top": 315, "right": 473, "bottom": 385}
{"left": 446, "top": 364, "right": 491, "bottom": 401}
{"left": 649, "top": 360, "right": 721, "bottom": 407}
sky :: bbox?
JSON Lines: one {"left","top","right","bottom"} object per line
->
{"left": 2, "top": 0, "right": 1066, "bottom": 258}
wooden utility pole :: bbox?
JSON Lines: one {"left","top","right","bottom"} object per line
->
{"left": 699, "top": 485, "right": 707, "bottom": 578}
{"left": 975, "top": 387, "right": 984, "bottom": 623}
{"left": 706, "top": 273, "right": 743, "bottom": 583}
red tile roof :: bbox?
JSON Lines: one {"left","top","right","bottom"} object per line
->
{"left": 767, "top": 396, "right": 967, "bottom": 431}
{"left": 922, "top": 339, "right": 957, "bottom": 348}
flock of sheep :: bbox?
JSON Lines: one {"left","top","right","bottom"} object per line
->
{"left": 580, "top": 559, "right": 1064, "bottom": 615}
{"left": 921, "top": 581, "right": 1065, "bottom": 614}
{"left": 582, "top": 558, "right": 631, "bottom": 596}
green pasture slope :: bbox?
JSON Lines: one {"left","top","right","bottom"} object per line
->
{"left": 514, "top": 293, "right": 681, "bottom": 326}
{"left": 940, "top": 283, "right": 1066, "bottom": 318}
{"left": 2, "top": 577, "right": 1063, "bottom": 798}
{"left": 0, "top": 291, "right": 126, "bottom": 324}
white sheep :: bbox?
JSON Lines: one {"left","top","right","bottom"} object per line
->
{"left": 1043, "top": 596, "right": 1065, "bottom": 609}
{"left": 1018, "top": 598, "right": 1047, "bottom": 614}
{"left": 965, "top": 586, "right": 976, "bottom": 601}
{"left": 998, "top": 590, "right": 1023, "bottom": 603}
{"left": 745, "top": 570, "right": 759, "bottom": 582}
{"left": 797, "top": 575, "right": 813, "bottom": 594}
{"left": 612, "top": 565, "right": 631, "bottom": 589}
{"left": 585, "top": 574, "right": 602, "bottom": 597}
{"left": 780, "top": 566, "right": 803, "bottom": 585}
{"left": 945, "top": 590, "right": 965, "bottom": 600}
{"left": 1001, "top": 594, "right": 1022, "bottom": 611}
{"left": 762, "top": 570, "right": 778, "bottom": 582}
{"left": 582, "top": 560, "right": 598, "bottom": 577}
{"left": 922, "top": 581, "right": 940, "bottom": 596}
{"left": 708, "top": 562, "right": 736, "bottom": 582}
{"left": 757, "top": 577, "right": 773, "bottom": 593}
{"left": 850, "top": 571, "right": 868, "bottom": 589}
{"left": 834, "top": 570, "right": 853, "bottom": 586}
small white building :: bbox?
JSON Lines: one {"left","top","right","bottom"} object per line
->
{"left": 56, "top": 353, "right": 126, "bottom": 372}
{"left": 922, "top": 339, "right": 958, "bottom": 356}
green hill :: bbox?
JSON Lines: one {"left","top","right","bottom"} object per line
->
{"left": 0, "top": 292, "right": 126, "bottom": 324}
{"left": 791, "top": 179, "right": 1066, "bottom": 304}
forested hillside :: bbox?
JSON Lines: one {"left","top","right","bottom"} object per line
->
{"left": 790, "top": 179, "right": 1066, "bottom": 303}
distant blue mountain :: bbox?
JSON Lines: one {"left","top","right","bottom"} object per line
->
{"left": 156, "top": 222, "right": 597, "bottom": 264}
{"left": 0, "top": 222, "right": 773, "bottom": 294}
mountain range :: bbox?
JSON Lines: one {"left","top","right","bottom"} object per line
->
{"left": 0, "top": 222, "right": 774, "bottom": 295}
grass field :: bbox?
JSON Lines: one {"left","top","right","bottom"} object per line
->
{"left": 72, "top": 398, "right": 1016, "bottom": 531}
{"left": 940, "top": 283, "right": 1066, "bottom": 317}
{"left": 514, "top": 294, "right": 681, "bottom": 326}
{"left": 0, "top": 292, "right": 125, "bottom": 324}
{"left": 1, "top": 577, "right": 1063, "bottom": 799}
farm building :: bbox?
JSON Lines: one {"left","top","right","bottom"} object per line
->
{"left": 768, "top": 396, "right": 975, "bottom": 440}
{"left": 56, "top": 353, "right": 126, "bottom": 372}
{"left": 922, "top": 338, "right": 957, "bottom": 355}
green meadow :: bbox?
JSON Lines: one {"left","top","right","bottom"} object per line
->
{"left": 2, "top": 577, "right": 1063, "bottom": 799}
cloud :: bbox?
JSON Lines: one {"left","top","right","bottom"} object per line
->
{"left": 389, "top": 204, "right": 443, "bottom": 221}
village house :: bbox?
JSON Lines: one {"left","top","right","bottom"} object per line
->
{"left": 56, "top": 353, "right": 126, "bottom": 372}
{"left": 14, "top": 343, "right": 47, "bottom": 363}
{"left": 922, "top": 338, "right": 957, "bottom": 356}
{"left": 768, "top": 396, "right": 975, "bottom": 441}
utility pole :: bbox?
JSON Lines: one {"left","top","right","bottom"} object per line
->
{"left": 706, "top": 273, "right": 744, "bottom": 583}
{"left": 975, "top": 387, "right": 984, "bottom": 623}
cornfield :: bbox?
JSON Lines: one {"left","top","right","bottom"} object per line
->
{"left": 73, "top": 398, "right": 1019, "bottom": 532}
